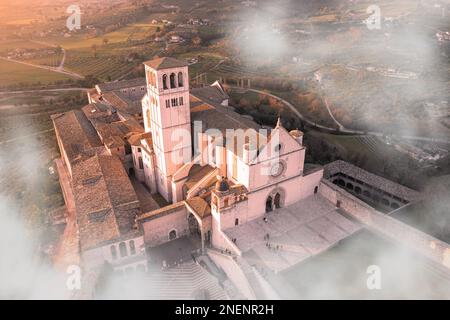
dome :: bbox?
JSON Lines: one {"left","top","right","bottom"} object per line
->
{"left": 215, "top": 176, "right": 229, "bottom": 192}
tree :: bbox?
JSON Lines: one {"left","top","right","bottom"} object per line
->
{"left": 192, "top": 36, "right": 202, "bottom": 46}
{"left": 103, "top": 38, "right": 109, "bottom": 46}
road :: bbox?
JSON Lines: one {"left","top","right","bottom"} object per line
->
{"left": 0, "top": 87, "right": 88, "bottom": 95}
{"left": 0, "top": 56, "right": 84, "bottom": 79}
{"left": 321, "top": 92, "right": 345, "bottom": 130}
{"left": 232, "top": 87, "right": 450, "bottom": 145}
{"left": 29, "top": 40, "right": 67, "bottom": 71}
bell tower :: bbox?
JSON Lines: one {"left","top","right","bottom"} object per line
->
{"left": 143, "top": 57, "right": 192, "bottom": 202}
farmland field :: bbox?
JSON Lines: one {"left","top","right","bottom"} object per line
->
{"left": 1, "top": 20, "right": 163, "bottom": 84}
{"left": 64, "top": 52, "right": 136, "bottom": 81}
{"left": 0, "top": 59, "right": 73, "bottom": 87}
{"left": 0, "top": 39, "right": 50, "bottom": 53}
{"left": 308, "top": 131, "right": 387, "bottom": 163}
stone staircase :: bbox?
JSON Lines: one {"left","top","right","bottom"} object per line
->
{"left": 235, "top": 257, "right": 266, "bottom": 299}
{"left": 144, "top": 262, "right": 228, "bottom": 300}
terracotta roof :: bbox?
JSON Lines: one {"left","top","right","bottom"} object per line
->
{"left": 72, "top": 155, "right": 141, "bottom": 251}
{"left": 143, "top": 57, "right": 188, "bottom": 70}
{"left": 102, "top": 91, "right": 144, "bottom": 116}
{"left": 184, "top": 164, "right": 215, "bottom": 190}
{"left": 83, "top": 106, "right": 144, "bottom": 149}
{"left": 191, "top": 85, "right": 229, "bottom": 105}
{"left": 185, "top": 197, "right": 211, "bottom": 218}
{"left": 190, "top": 95, "right": 261, "bottom": 134}
{"left": 128, "top": 132, "right": 152, "bottom": 147}
{"left": 51, "top": 110, "right": 103, "bottom": 166}
{"left": 137, "top": 202, "right": 186, "bottom": 222}
{"left": 96, "top": 78, "right": 146, "bottom": 93}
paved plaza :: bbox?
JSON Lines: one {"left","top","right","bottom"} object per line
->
{"left": 224, "top": 194, "right": 361, "bottom": 273}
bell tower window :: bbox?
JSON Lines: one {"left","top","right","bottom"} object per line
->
{"left": 178, "top": 72, "right": 184, "bottom": 87}
{"left": 170, "top": 73, "right": 177, "bottom": 89}
{"left": 162, "top": 74, "right": 168, "bottom": 90}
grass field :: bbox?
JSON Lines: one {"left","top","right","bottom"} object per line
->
{"left": 64, "top": 51, "right": 136, "bottom": 81}
{"left": 0, "top": 39, "right": 50, "bottom": 53}
{"left": 0, "top": 91, "right": 88, "bottom": 242}
{"left": 308, "top": 131, "right": 385, "bottom": 162}
{"left": 53, "top": 22, "right": 159, "bottom": 50}
{"left": 0, "top": 59, "right": 73, "bottom": 86}
{"left": 0, "top": 20, "right": 163, "bottom": 83}
{"left": 24, "top": 53, "right": 65, "bottom": 68}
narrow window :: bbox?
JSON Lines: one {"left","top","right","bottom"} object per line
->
{"left": 129, "top": 240, "right": 136, "bottom": 255}
{"left": 110, "top": 245, "right": 117, "bottom": 260}
{"left": 162, "top": 74, "right": 168, "bottom": 90}
{"left": 179, "top": 96, "right": 184, "bottom": 105}
{"left": 138, "top": 157, "right": 143, "bottom": 170}
{"left": 166, "top": 99, "right": 170, "bottom": 108}
{"left": 119, "top": 242, "right": 128, "bottom": 258}
{"left": 235, "top": 218, "right": 239, "bottom": 226}
{"left": 170, "top": 73, "right": 176, "bottom": 89}
{"left": 178, "top": 72, "right": 184, "bottom": 87}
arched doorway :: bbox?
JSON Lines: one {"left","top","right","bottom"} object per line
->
{"left": 274, "top": 193, "right": 281, "bottom": 209}
{"left": 188, "top": 214, "right": 200, "bottom": 237}
{"left": 266, "top": 188, "right": 286, "bottom": 213}
{"left": 266, "top": 196, "right": 273, "bottom": 213}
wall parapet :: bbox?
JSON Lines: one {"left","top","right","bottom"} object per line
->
{"left": 319, "top": 179, "right": 450, "bottom": 270}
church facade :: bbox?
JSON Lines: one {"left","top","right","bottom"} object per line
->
{"left": 131, "top": 57, "right": 323, "bottom": 255}
{"left": 52, "top": 57, "right": 449, "bottom": 299}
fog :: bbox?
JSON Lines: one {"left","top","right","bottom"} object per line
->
{"left": 0, "top": 0, "right": 449, "bottom": 300}
{"left": 227, "top": 0, "right": 450, "bottom": 299}
{"left": 0, "top": 126, "right": 69, "bottom": 299}
{"left": 280, "top": 230, "right": 450, "bottom": 299}
{"left": 0, "top": 125, "right": 159, "bottom": 299}
{"left": 229, "top": 0, "right": 450, "bottom": 137}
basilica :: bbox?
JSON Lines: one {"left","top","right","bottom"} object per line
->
{"left": 52, "top": 57, "right": 450, "bottom": 299}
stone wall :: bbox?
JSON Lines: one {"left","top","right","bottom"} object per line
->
{"left": 211, "top": 210, "right": 243, "bottom": 255}
{"left": 139, "top": 203, "right": 190, "bottom": 247}
{"left": 207, "top": 249, "right": 255, "bottom": 299}
{"left": 319, "top": 179, "right": 450, "bottom": 270}
{"left": 82, "top": 235, "right": 146, "bottom": 271}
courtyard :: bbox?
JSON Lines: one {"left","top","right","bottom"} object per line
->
{"left": 224, "top": 194, "right": 361, "bottom": 273}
